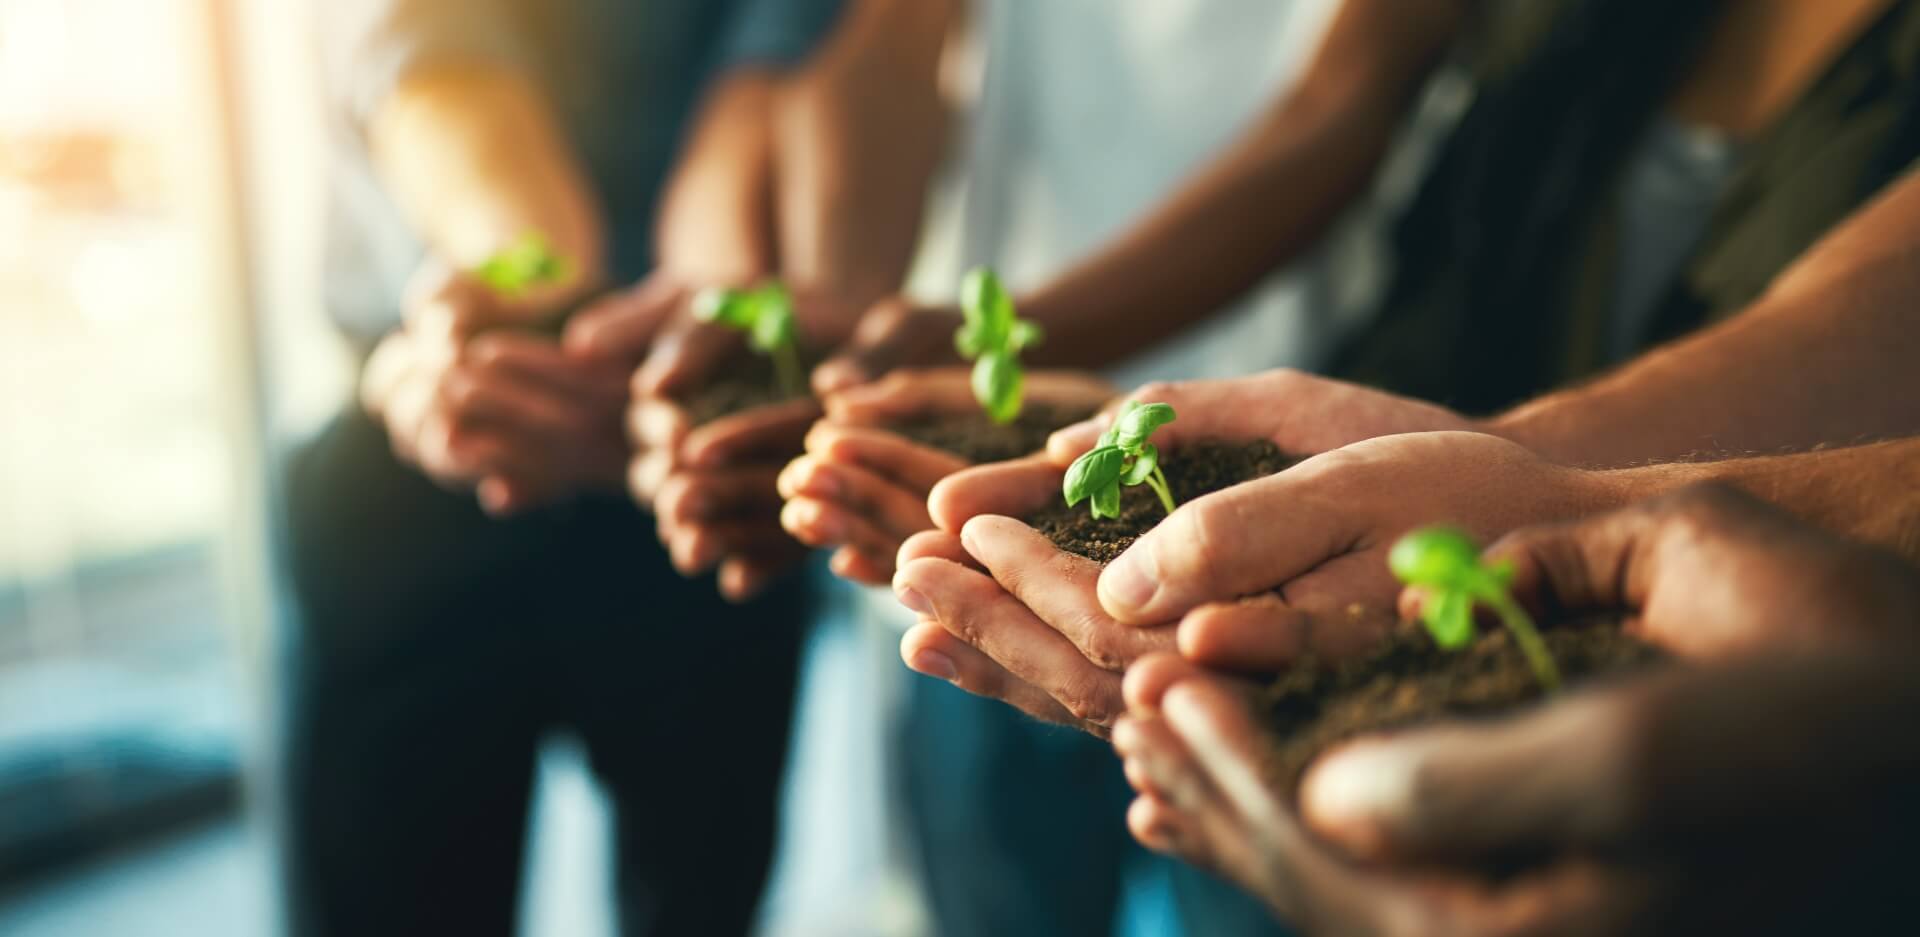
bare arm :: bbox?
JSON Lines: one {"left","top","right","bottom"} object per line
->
{"left": 1493, "top": 165, "right": 1920, "bottom": 467}
{"left": 1019, "top": 0, "right": 1468, "bottom": 367}
{"left": 773, "top": 0, "right": 959, "bottom": 312}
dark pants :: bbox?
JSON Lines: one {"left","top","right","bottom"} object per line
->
{"left": 276, "top": 409, "right": 805, "bottom": 937}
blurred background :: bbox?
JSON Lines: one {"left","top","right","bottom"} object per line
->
{"left": 1, "top": 0, "right": 338, "bottom": 931}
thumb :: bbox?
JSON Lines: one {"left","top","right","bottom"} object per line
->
{"left": 1485, "top": 503, "right": 1665, "bottom": 625}
{"left": 812, "top": 300, "right": 959, "bottom": 396}
{"left": 563, "top": 274, "right": 682, "bottom": 362}
{"left": 1298, "top": 689, "right": 1632, "bottom": 863}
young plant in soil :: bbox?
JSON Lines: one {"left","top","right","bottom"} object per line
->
{"left": 1389, "top": 526, "right": 1562, "bottom": 692}
{"left": 694, "top": 281, "right": 807, "bottom": 399}
{"left": 1063, "top": 402, "right": 1179, "bottom": 520}
{"left": 475, "top": 232, "right": 571, "bottom": 297}
{"left": 955, "top": 267, "right": 1044, "bottom": 424}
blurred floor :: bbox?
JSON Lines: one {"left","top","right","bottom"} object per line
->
{"left": 0, "top": 818, "right": 272, "bottom": 937}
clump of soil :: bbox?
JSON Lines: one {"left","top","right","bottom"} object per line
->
{"left": 1024, "top": 440, "right": 1298, "bottom": 563}
{"left": 1262, "top": 621, "right": 1667, "bottom": 794}
{"left": 887, "top": 404, "right": 1096, "bottom": 465}
{"left": 679, "top": 353, "right": 812, "bottom": 426}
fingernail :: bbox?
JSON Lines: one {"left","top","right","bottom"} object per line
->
{"left": 894, "top": 582, "right": 932, "bottom": 616}
{"left": 801, "top": 463, "right": 843, "bottom": 499}
{"left": 1100, "top": 553, "right": 1157, "bottom": 615}
{"left": 908, "top": 649, "right": 957, "bottom": 682}
{"left": 1299, "top": 743, "right": 1416, "bottom": 832}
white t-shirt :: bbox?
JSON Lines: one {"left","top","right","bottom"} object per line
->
{"left": 923, "top": 0, "right": 1348, "bottom": 386}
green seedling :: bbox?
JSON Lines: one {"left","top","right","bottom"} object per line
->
{"left": 1062, "top": 401, "right": 1178, "bottom": 520}
{"left": 955, "top": 266, "right": 1044, "bottom": 424}
{"left": 1389, "top": 526, "right": 1562, "bottom": 692}
{"left": 475, "top": 232, "right": 571, "bottom": 297}
{"left": 694, "top": 281, "right": 806, "bottom": 397}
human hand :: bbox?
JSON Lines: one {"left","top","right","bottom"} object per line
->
{"left": 892, "top": 511, "right": 1176, "bottom": 736}
{"left": 1094, "top": 432, "right": 1627, "bottom": 673}
{"left": 1044, "top": 369, "right": 1477, "bottom": 467}
{"left": 808, "top": 297, "right": 963, "bottom": 396}
{"left": 782, "top": 367, "right": 1114, "bottom": 584}
{"left": 1467, "top": 483, "right": 1920, "bottom": 659}
{"left": 1116, "top": 650, "right": 1920, "bottom": 935}
{"left": 362, "top": 263, "right": 628, "bottom": 516}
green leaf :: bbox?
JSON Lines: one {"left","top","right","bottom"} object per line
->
{"left": 1113, "top": 402, "right": 1177, "bottom": 451}
{"left": 1064, "top": 445, "right": 1126, "bottom": 507}
{"left": 751, "top": 302, "right": 795, "bottom": 353}
{"left": 693, "top": 287, "right": 757, "bottom": 329}
{"left": 1091, "top": 483, "right": 1122, "bottom": 520}
{"left": 1008, "top": 319, "right": 1044, "bottom": 353}
{"left": 974, "top": 351, "right": 1024, "bottom": 423}
{"left": 1388, "top": 526, "right": 1481, "bottom": 588}
{"left": 1121, "top": 444, "right": 1159, "bottom": 486}
{"left": 1421, "top": 589, "right": 1476, "bottom": 649}
{"left": 475, "top": 232, "right": 570, "bottom": 295}
{"left": 955, "top": 324, "right": 986, "bottom": 360}
{"left": 960, "top": 266, "right": 1012, "bottom": 352}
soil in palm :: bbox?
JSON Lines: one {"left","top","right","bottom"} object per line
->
{"left": 887, "top": 404, "right": 1097, "bottom": 465}
{"left": 1024, "top": 440, "right": 1297, "bottom": 564}
{"left": 679, "top": 352, "right": 812, "bottom": 427}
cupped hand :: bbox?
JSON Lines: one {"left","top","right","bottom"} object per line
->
{"left": 783, "top": 367, "right": 1114, "bottom": 584}
{"left": 1044, "top": 369, "right": 1477, "bottom": 467}
{"left": 808, "top": 297, "right": 963, "bottom": 396}
{"left": 891, "top": 516, "right": 1175, "bottom": 736}
{"left": 1476, "top": 482, "right": 1920, "bottom": 658}
{"left": 365, "top": 265, "right": 629, "bottom": 516}
{"left": 1098, "top": 432, "right": 1626, "bottom": 673}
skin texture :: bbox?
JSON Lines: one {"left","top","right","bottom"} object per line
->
{"left": 895, "top": 430, "right": 1630, "bottom": 733}
{"left": 1112, "top": 486, "right": 1920, "bottom": 934}
{"left": 782, "top": 367, "right": 1113, "bottom": 584}
{"left": 559, "top": 0, "right": 961, "bottom": 601}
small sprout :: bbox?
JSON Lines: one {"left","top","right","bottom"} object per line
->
{"left": 1389, "top": 526, "right": 1562, "bottom": 692}
{"left": 694, "top": 281, "right": 806, "bottom": 397}
{"left": 1062, "top": 401, "right": 1178, "bottom": 520}
{"left": 955, "top": 266, "right": 1043, "bottom": 424}
{"left": 475, "top": 232, "right": 571, "bottom": 297}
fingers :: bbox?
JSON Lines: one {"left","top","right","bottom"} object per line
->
{"left": 780, "top": 454, "right": 940, "bottom": 536}
{"left": 657, "top": 466, "right": 785, "bottom": 525}
{"left": 894, "top": 556, "right": 1126, "bottom": 728}
{"left": 682, "top": 398, "right": 821, "bottom": 469}
{"left": 1298, "top": 688, "right": 1632, "bottom": 865}
{"left": 562, "top": 274, "right": 682, "bottom": 362}
{"left": 900, "top": 621, "right": 1084, "bottom": 728}
{"left": 636, "top": 316, "right": 741, "bottom": 397}
{"left": 958, "top": 515, "right": 1173, "bottom": 669}
{"left": 802, "top": 423, "right": 968, "bottom": 494}
{"left": 811, "top": 299, "right": 961, "bottom": 396}
{"left": 1098, "top": 467, "right": 1355, "bottom": 624}
{"left": 897, "top": 529, "right": 979, "bottom": 570}
{"left": 928, "top": 456, "right": 1066, "bottom": 534}
{"left": 822, "top": 368, "right": 974, "bottom": 425}
{"left": 716, "top": 544, "right": 806, "bottom": 603}
{"left": 828, "top": 546, "right": 895, "bottom": 585}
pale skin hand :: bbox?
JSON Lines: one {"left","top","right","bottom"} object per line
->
{"left": 782, "top": 367, "right": 1113, "bottom": 584}
{"left": 363, "top": 264, "right": 629, "bottom": 516}
{"left": 1114, "top": 488, "right": 1920, "bottom": 933}
{"left": 900, "top": 431, "right": 1629, "bottom": 734}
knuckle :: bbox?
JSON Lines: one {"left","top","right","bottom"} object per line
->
{"left": 1060, "top": 677, "right": 1119, "bottom": 726}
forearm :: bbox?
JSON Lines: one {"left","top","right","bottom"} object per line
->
{"left": 368, "top": 62, "right": 606, "bottom": 286}
{"left": 654, "top": 71, "right": 781, "bottom": 285}
{"left": 1492, "top": 169, "right": 1920, "bottom": 467}
{"left": 774, "top": 0, "right": 958, "bottom": 305}
{"left": 1606, "top": 438, "right": 1920, "bottom": 565}
{"left": 1021, "top": 0, "right": 1465, "bottom": 368}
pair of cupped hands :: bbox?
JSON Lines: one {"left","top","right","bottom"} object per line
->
{"left": 361, "top": 262, "right": 961, "bottom": 598}
{"left": 783, "top": 364, "right": 1920, "bottom": 933}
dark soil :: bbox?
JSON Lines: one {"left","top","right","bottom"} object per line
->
{"left": 679, "top": 353, "right": 811, "bottom": 427}
{"left": 887, "top": 404, "right": 1097, "bottom": 464}
{"left": 1025, "top": 440, "right": 1297, "bottom": 563}
{"left": 1262, "top": 620, "right": 1667, "bottom": 794}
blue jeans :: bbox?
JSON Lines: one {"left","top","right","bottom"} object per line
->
{"left": 901, "top": 677, "right": 1293, "bottom": 937}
